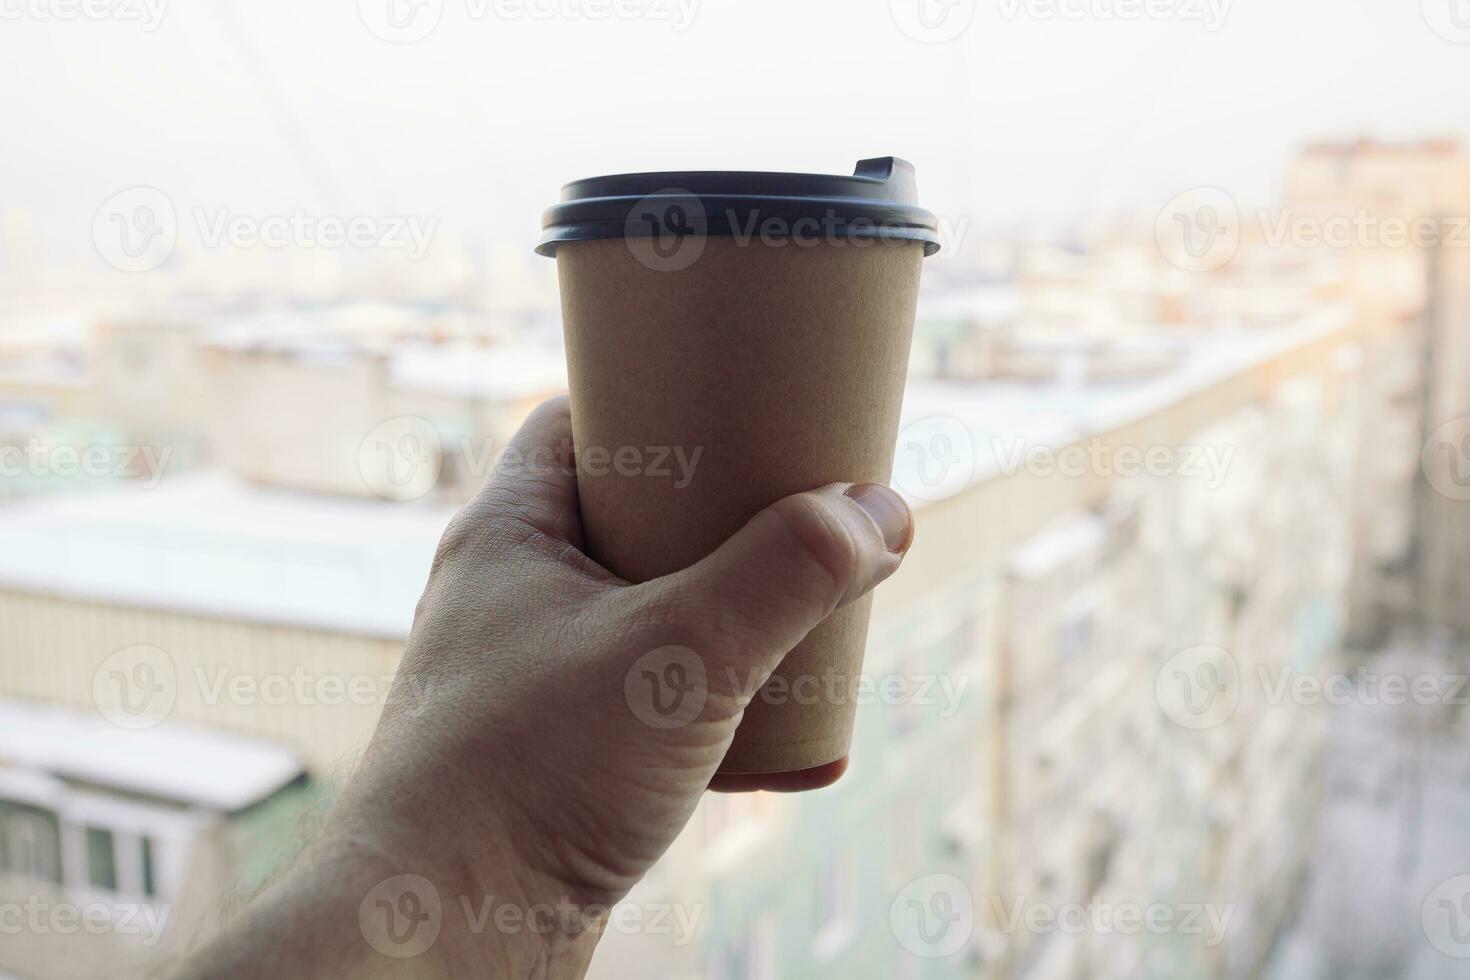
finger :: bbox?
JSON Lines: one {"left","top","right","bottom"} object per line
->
{"left": 473, "top": 395, "right": 584, "bottom": 548}
{"left": 633, "top": 482, "right": 913, "bottom": 680}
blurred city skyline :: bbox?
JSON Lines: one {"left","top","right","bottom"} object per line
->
{"left": 4, "top": 6, "right": 1470, "bottom": 978}
{"left": 4, "top": 0, "right": 1470, "bottom": 284}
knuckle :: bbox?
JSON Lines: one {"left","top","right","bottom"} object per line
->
{"left": 431, "top": 499, "right": 502, "bottom": 572}
{"left": 432, "top": 512, "right": 477, "bottom": 570}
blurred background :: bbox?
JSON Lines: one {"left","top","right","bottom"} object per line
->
{"left": 2, "top": 1, "right": 1470, "bottom": 977}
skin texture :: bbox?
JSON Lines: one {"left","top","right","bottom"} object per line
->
{"left": 173, "top": 395, "right": 913, "bottom": 979}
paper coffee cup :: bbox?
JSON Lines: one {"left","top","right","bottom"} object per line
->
{"left": 539, "top": 158, "right": 939, "bottom": 781}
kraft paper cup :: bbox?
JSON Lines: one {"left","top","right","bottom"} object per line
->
{"left": 539, "top": 158, "right": 940, "bottom": 788}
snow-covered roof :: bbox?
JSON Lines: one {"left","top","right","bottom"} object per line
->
{"left": 0, "top": 309, "right": 1353, "bottom": 636}
{"left": 0, "top": 472, "right": 456, "bottom": 638}
{"left": 205, "top": 325, "right": 569, "bottom": 402}
{"left": 893, "top": 306, "right": 1352, "bottom": 502}
{"left": 0, "top": 698, "right": 303, "bottom": 813}
{"left": 206, "top": 303, "right": 431, "bottom": 345}
{"left": 917, "top": 284, "right": 1021, "bottom": 323}
{"left": 387, "top": 341, "right": 568, "bottom": 400}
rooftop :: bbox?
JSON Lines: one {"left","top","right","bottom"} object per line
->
{"left": 893, "top": 306, "right": 1351, "bottom": 493}
{"left": 207, "top": 331, "right": 569, "bottom": 402}
{"left": 0, "top": 310, "right": 1352, "bottom": 637}
{"left": 0, "top": 698, "right": 303, "bottom": 813}
{"left": 0, "top": 472, "right": 457, "bottom": 637}
{"left": 388, "top": 341, "right": 569, "bottom": 400}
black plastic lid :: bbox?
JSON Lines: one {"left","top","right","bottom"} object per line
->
{"left": 536, "top": 157, "right": 941, "bottom": 258}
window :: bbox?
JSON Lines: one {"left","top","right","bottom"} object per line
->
{"left": 1058, "top": 611, "right": 1093, "bottom": 663}
{"left": 940, "top": 612, "right": 978, "bottom": 670}
{"left": 887, "top": 804, "right": 923, "bottom": 888}
{"left": 85, "top": 826, "right": 117, "bottom": 891}
{"left": 750, "top": 916, "right": 777, "bottom": 980}
{"left": 141, "top": 835, "right": 157, "bottom": 898}
{"left": 886, "top": 650, "right": 919, "bottom": 740}
{"left": 0, "top": 800, "right": 63, "bottom": 884}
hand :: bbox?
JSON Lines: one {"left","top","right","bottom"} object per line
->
{"left": 177, "top": 395, "right": 914, "bottom": 979}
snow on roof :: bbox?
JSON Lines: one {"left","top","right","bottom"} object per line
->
{"left": 0, "top": 310, "right": 1353, "bottom": 633}
{"left": 0, "top": 472, "right": 456, "bottom": 638}
{"left": 894, "top": 306, "right": 1352, "bottom": 507}
{"left": 0, "top": 698, "right": 303, "bottom": 812}
{"left": 206, "top": 320, "right": 569, "bottom": 402}
{"left": 0, "top": 312, "right": 91, "bottom": 350}
{"left": 207, "top": 303, "right": 430, "bottom": 344}
{"left": 917, "top": 284, "right": 1021, "bottom": 323}
{"left": 387, "top": 341, "right": 568, "bottom": 400}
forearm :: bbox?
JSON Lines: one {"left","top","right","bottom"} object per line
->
{"left": 174, "top": 797, "right": 601, "bottom": 980}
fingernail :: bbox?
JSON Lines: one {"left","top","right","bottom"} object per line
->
{"left": 845, "top": 483, "right": 914, "bottom": 554}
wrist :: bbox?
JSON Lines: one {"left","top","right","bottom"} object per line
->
{"left": 330, "top": 765, "right": 602, "bottom": 978}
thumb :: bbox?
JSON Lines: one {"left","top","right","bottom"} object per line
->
{"left": 646, "top": 482, "right": 913, "bottom": 675}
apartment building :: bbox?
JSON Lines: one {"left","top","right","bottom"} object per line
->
{"left": 0, "top": 298, "right": 1362, "bottom": 978}
{"left": 204, "top": 320, "right": 566, "bottom": 503}
{"left": 593, "top": 308, "right": 1361, "bottom": 980}
{"left": 1285, "top": 138, "right": 1470, "bottom": 642}
{"left": 0, "top": 307, "right": 568, "bottom": 508}
{"left": 0, "top": 697, "right": 307, "bottom": 980}
{"left": 10, "top": 132, "right": 1464, "bottom": 976}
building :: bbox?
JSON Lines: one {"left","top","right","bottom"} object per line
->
{"left": 0, "top": 299, "right": 1364, "bottom": 978}
{"left": 1, "top": 139, "right": 1465, "bottom": 979}
{"left": 1284, "top": 137, "right": 1470, "bottom": 643}
{"left": 0, "top": 306, "right": 568, "bottom": 507}
{"left": 0, "top": 698, "right": 306, "bottom": 980}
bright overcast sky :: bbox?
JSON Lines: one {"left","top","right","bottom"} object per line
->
{"left": 3, "top": 0, "right": 1470, "bottom": 267}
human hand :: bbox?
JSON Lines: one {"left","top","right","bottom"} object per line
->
{"left": 178, "top": 395, "right": 913, "bottom": 979}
